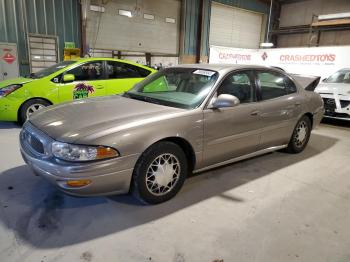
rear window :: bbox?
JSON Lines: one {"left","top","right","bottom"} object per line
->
{"left": 106, "top": 61, "right": 151, "bottom": 79}
{"left": 257, "top": 71, "right": 296, "bottom": 101}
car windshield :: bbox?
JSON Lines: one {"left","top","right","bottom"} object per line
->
{"left": 30, "top": 60, "right": 76, "bottom": 79}
{"left": 124, "top": 68, "right": 218, "bottom": 109}
{"left": 325, "top": 69, "right": 350, "bottom": 83}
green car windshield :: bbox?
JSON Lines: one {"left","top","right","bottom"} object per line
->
{"left": 31, "top": 60, "right": 76, "bottom": 79}
{"left": 125, "top": 68, "right": 218, "bottom": 109}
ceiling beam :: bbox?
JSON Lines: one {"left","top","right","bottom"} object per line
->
{"left": 278, "top": 0, "right": 309, "bottom": 4}
{"left": 312, "top": 18, "right": 350, "bottom": 27}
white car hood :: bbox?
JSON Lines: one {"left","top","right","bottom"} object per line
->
{"left": 315, "top": 82, "right": 350, "bottom": 97}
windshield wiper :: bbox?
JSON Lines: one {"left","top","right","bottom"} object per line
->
{"left": 124, "top": 92, "right": 162, "bottom": 105}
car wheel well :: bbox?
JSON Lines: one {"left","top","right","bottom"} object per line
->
{"left": 158, "top": 137, "right": 196, "bottom": 172}
{"left": 17, "top": 98, "right": 53, "bottom": 121}
{"left": 304, "top": 112, "right": 313, "bottom": 128}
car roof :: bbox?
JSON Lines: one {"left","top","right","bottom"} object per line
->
{"left": 171, "top": 63, "right": 281, "bottom": 74}
{"left": 67, "top": 57, "right": 156, "bottom": 71}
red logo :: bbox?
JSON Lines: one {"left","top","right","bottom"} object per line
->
{"left": 2, "top": 52, "right": 16, "bottom": 64}
{"left": 261, "top": 52, "right": 268, "bottom": 61}
{"left": 280, "top": 54, "right": 336, "bottom": 62}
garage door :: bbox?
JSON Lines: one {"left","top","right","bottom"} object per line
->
{"left": 86, "top": 0, "right": 180, "bottom": 55}
{"left": 209, "top": 2, "right": 263, "bottom": 49}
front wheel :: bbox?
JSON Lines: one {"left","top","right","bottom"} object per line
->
{"left": 19, "top": 99, "right": 51, "bottom": 124}
{"left": 286, "top": 115, "right": 312, "bottom": 154}
{"left": 131, "top": 141, "right": 188, "bottom": 204}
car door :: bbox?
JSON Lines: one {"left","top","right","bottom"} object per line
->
{"left": 105, "top": 61, "right": 151, "bottom": 94}
{"left": 254, "top": 70, "right": 302, "bottom": 149}
{"left": 203, "top": 70, "right": 261, "bottom": 166}
{"left": 58, "top": 60, "right": 107, "bottom": 102}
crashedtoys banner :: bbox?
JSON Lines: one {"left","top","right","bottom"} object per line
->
{"left": 209, "top": 45, "right": 350, "bottom": 79}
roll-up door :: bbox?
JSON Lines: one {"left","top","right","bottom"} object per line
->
{"left": 87, "top": 0, "right": 180, "bottom": 55}
{"left": 209, "top": 2, "right": 263, "bottom": 49}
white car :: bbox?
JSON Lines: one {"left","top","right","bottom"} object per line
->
{"left": 315, "top": 68, "right": 350, "bottom": 121}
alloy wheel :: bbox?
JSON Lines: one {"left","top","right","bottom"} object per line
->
{"left": 26, "top": 104, "right": 46, "bottom": 118}
{"left": 294, "top": 120, "right": 308, "bottom": 148}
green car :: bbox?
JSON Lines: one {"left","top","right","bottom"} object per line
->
{"left": 0, "top": 58, "right": 156, "bottom": 123}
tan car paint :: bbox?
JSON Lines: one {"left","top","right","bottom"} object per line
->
{"left": 20, "top": 64, "right": 324, "bottom": 196}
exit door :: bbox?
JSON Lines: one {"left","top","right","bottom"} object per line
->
{"left": 0, "top": 43, "right": 19, "bottom": 81}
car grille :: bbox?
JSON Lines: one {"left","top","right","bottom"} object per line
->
{"left": 340, "top": 100, "right": 350, "bottom": 108}
{"left": 323, "top": 98, "right": 350, "bottom": 109}
{"left": 323, "top": 98, "right": 336, "bottom": 111}
{"left": 27, "top": 134, "right": 44, "bottom": 154}
{"left": 20, "top": 123, "right": 52, "bottom": 157}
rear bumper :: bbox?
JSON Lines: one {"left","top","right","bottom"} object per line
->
{"left": 20, "top": 141, "right": 139, "bottom": 196}
{"left": 312, "top": 106, "right": 325, "bottom": 128}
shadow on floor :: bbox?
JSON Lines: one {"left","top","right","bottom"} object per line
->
{"left": 0, "top": 121, "right": 20, "bottom": 129}
{"left": 0, "top": 133, "right": 337, "bottom": 248}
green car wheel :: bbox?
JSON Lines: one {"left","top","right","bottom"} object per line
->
{"left": 19, "top": 99, "right": 51, "bottom": 124}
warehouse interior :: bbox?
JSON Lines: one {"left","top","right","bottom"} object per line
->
{"left": 0, "top": 0, "right": 350, "bottom": 261}
{"left": 2, "top": 0, "right": 350, "bottom": 77}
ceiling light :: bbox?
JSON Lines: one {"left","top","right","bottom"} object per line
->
{"left": 119, "top": 10, "right": 132, "bottom": 17}
{"left": 260, "top": 42, "right": 274, "bottom": 48}
{"left": 318, "top": 12, "right": 350, "bottom": 21}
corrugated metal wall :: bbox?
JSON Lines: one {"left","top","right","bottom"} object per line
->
{"left": 0, "top": 0, "right": 81, "bottom": 76}
{"left": 182, "top": 0, "right": 200, "bottom": 57}
{"left": 201, "top": 0, "right": 211, "bottom": 58}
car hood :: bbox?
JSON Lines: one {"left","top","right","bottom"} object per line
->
{"left": 0, "top": 77, "right": 34, "bottom": 88}
{"left": 315, "top": 82, "right": 350, "bottom": 96}
{"left": 29, "top": 95, "right": 185, "bottom": 144}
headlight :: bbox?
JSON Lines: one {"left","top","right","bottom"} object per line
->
{"left": 51, "top": 142, "right": 119, "bottom": 162}
{"left": 0, "top": 84, "right": 22, "bottom": 97}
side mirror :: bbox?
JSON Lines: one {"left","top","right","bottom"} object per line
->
{"left": 63, "top": 74, "right": 75, "bottom": 83}
{"left": 210, "top": 94, "right": 240, "bottom": 109}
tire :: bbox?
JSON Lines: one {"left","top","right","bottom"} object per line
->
{"left": 19, "top": 99, "right": 51, "bottom": 124}
{"left": 286, "top": 115, "right": 312, "bottom": 154}
{"left": 131, "top": 141, "right": 188, "bottom": 205}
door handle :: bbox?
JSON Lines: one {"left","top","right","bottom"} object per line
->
{"left": 295, "top": 102, "right": 301, "bottom": 106}
{"left": 95, "top": 85, "right": 104, "bottom": 89}
{"left": 250, "top": 110, "right": 260, "bottom": 116}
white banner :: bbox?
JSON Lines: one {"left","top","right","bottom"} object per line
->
{"left": 209, "top": 45, "right": 350, "bottom": 79}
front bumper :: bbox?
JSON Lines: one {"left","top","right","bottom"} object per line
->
{"left": 0, "top": 97, "right": 21, "bottom": 121}
{"left": 321, "top": 95, "right": 350, "bottom": 121}
{"left": 20, "top": 123, "right": 139, "bottom": 196}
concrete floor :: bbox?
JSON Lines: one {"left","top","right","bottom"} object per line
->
{"left": 0, "top": 120, "right": 349, "bottom": 262}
